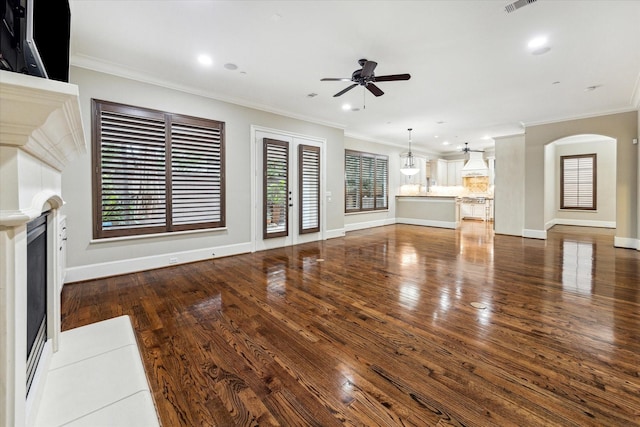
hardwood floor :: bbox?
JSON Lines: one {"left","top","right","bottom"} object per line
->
{"left": 61, "top": 223, "right": 640, "bottom": 426}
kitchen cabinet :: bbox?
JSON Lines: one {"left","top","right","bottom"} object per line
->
{"left": 447, "top": 159, "right": 464, "bottom": 186}
{"left": 432, "top": 159, "right": 464, "bottom": 186}
{"left": 436, "top": 159, "right": 448, "bottom": 186}
{"left": 460, "top": 198, "right": 493, "bottom": 221}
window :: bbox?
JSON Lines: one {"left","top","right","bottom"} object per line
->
{"left": 561, "top": 154, "right": 596, "bottom": 210}
{"left": 299, "top": 144, "right": 320, "bottom": 234}
{"left": 345, "top": 150, "right": 388, "bottom": 212}
{"left": 92, "top": 100, "right": 225, "bottom": 239}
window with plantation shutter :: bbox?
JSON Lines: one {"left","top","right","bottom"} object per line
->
{"left": 345, "top": 152, "right": 361, "bottom": 211}
{"left": 344, "top": 150, "right": 388, "bottom": 213}
{"left": 170, "top": 118, "right": 223, "bottom": 228}
{"left": 375, "top": 157, "right": 388, "bottom": 209}
{"left": 263, "top": 139, "right": 289, "bottom": 239}
{"left": 92, "top": 100, "right": 225, "bottom": 239}
{"left": 561, "top": 154, "right": 596, "bottom": 210}
{"left": 299, "top": 145, "right": 320, "bottom": 234}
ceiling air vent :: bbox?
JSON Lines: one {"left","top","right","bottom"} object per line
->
{"left": 505, "top": 0, "right": 537, "bottom": 13}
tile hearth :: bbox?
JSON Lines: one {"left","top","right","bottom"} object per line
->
{"left": 34, "top": 316, "right": 159, "bottom": 427}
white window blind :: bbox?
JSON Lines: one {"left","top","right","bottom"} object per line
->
{"left": 375, "top": 157, "right": 388, "bottom": 209}
{"left": 345, "top": 152, "right": 361, "bottom": 211}
{"left": 561, "top": 154, "right": 596, "bottom": 210}
{"left": 170, "top": 119, "right": 223, "bottom": 227}
{"left": 93, "top": 100, "right": 225, "bottom": 238}
{"left": 264, "top": 138, "right": 289, "bottom": 239}
{"left": 345, "top": 150, "right": 389, "bottom": 212}
{"left": 299, "top": 145, "right": 320, "bottom": 234}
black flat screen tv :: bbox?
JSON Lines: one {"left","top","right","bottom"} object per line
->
{"left": 1, "top": 0, "right": 70, "bottom": 82}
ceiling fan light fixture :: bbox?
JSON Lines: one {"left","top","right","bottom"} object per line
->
{"left": 401, "top": 128, "right": 420, "bottom": 176}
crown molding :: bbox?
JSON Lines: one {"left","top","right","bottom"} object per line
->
{"left": 70, "top": 54, "right": 347, "bottom": 131}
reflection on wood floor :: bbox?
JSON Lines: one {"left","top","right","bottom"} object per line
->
{"left": 61, "top": 223, "right": 640, "bottom": 426}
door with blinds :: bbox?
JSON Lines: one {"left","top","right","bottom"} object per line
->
{"left": 254, "top": 130, "right": 323, "bottom": 251}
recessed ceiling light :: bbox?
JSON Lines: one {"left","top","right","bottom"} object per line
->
{"left": 528, "top": 36, "right": 547, "bottom": 49}
{"left": 224, "top": 63, "right": 238, "bottom": 70}
{"left": 307, "top": 93, "right": 318, "bottom": 98}
{"left": 342, "top": 104, "right": 352, "bottom": 111}
{"left": 434, "top": 135, "right": 439, "bottom": 138}
{"left": 482, "top": 135, "right": 491, "bottom": 140}
{"left": 436, "top": 121, "right": 446, "bottom": 125}
{"left": 197, "top": 54, "right": 213, "bottom": 66}
{"left": 239, "top": 71, "right": 247, "bottom": 75}
{"left": 442, "top": 141, "right": 450, "bottom": 146}
{"left": 528, "top": 36, "right": 550, "bottom": 55}
{"left": 584, "top": 85, "right": 601, "bottom": 92}
{"left": 552, "top": 81, "right": 560, "bottom": 85}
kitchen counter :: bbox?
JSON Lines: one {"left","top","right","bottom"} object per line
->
{"left": 395, "top": 196, "right": 460, "bottom": 229}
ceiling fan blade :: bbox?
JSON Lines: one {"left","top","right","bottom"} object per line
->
{"left": 321, "top": 78, "right": 353, "bottom": 81}
{"left": 374, "top": 73, "right": 411, "bottom": 82}
{"left": 360, "top": 61, "right": 378, "bottom": 78}
{"left": 333, "top": 84, "right": 358, "bottom": 97}
{"left": 366, "top": 83, "right": 384, "bottom": 97}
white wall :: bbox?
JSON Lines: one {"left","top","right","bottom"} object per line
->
{"left": 544, "top": 142, "right": 556, "bottom": 229}
{"left": 552, "top": 137, "right": 616, "bottom": 228}
{"left": 64, "top": 67, "right": 345, "bottom": 282}
{"left": 494, "top": 134, "right": 526, "bottom": 236}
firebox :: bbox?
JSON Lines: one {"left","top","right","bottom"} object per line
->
{"left": 26, "top": 212, "right": 48, "bottom": 394}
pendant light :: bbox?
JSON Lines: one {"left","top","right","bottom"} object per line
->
{"left": 400, "top": 128, "right": 420, "bottom": 176}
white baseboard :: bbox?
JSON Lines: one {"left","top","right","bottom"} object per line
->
{"left": 553, "top": 219, "right": 616, "bottom": 228}
{"left": 523, "top": 229, "right": 547, "bottom": 239}
{"left": 344, "top": 218, "right": 395, "bottom": 232}
{"left": 325, "top": 228, "right": 346, "bottom": 239}
{"left": 395, "top": 218, "right": 457, "bottom": 229}
{"left": 65, "top": 242, "right": 252, "bottom": 283}
{"left": 614, "top": 236, "right": 640, "bottom": 250}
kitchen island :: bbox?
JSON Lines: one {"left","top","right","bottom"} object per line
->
{"left": 395, "top": 195, "right": 460, "bottom": 229}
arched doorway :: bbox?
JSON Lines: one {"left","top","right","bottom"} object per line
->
{"left": 543, "top": 134, "right": 616, "bottom": 231}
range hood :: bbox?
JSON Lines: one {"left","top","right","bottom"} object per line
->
{"left": 461, "top": 152, "right": 489, "bottom": 177}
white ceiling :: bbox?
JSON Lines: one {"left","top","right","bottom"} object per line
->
{"left": 68, "top": 0, "right": 640, "bottom": 155}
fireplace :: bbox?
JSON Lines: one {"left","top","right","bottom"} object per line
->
{"left": 0, "top": 71, "right": 85, "bottom": 426}
{"left": 26, "top": 213, "right": 49, "bottom": 395}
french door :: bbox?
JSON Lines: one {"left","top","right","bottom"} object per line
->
{"left": 254, "top": 129, "right": 323, "bottom": 251}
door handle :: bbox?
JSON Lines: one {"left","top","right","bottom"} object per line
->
{"left": 289, "top": 203, "right": 293, "bottom": 207}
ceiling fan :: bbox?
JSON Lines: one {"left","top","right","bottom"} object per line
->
{"left": 321, "top": 59, "right": 411, "bottom": 97}
{"left": 460, "top": 142, "right": 484, "bottom": 153}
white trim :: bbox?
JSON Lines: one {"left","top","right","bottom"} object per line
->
{"left": 25, "top": 340, "right": 52, "bottom": 427}
{"left": 64, "top": 242, "right": 252, "bottom": 283}
{"left": 552, "top": 219, "right": 616, "bottom": 228}
{"left": 0, "top": 192, "right": 64, "bottom": 227}
{"left": 250, "top": 125, "right": 327, "bottom": 253}
{"left": 545, "top": 219, "right": 556, "bottom": 230}
{"left": 524, "top": 107, "right": 638, "bottom": 127}
{"left": 630, "top": 71, "right": 640, "bottom": 108}
{"left": 71, "top": 57, "right": 346, "bottom": 131}
{"left": 345, "top": 218, "right": 396, "bottom": 232}
{"left": 325, "top": 228, "right": 346, "bottom": 239}
{"left": 523, "top": 229, "right": 547, "bottom": 239}
{"left": 345, "top": 209, "right": 390, "bottom": 215}
{"left": 89, "top": 227, "right": 228, "bottom": 244}
{"left": 614, "top": 236, "right": 640, "bottom": 250}
{"left": 395, "top": 218, "right": 457, "bottom": 229}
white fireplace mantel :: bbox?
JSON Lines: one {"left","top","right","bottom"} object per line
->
{"left": 0, "top": 70, "right": 86, "bottom": 427}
